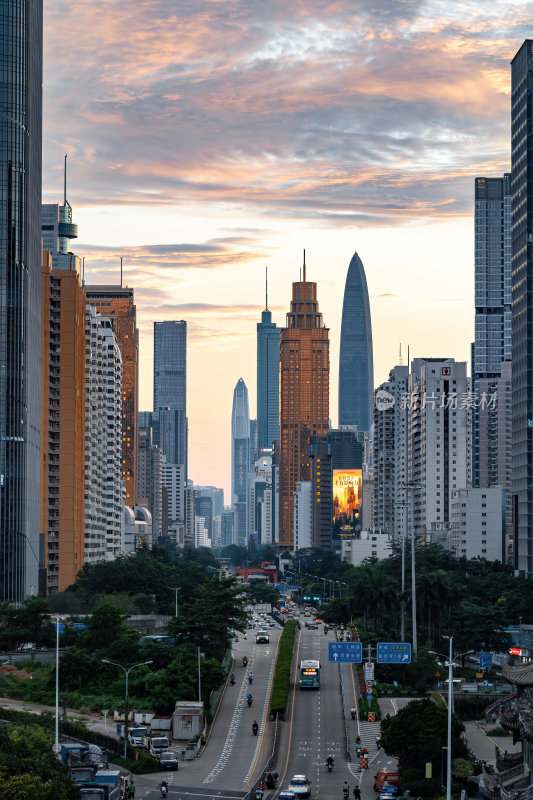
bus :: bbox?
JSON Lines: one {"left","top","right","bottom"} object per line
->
{"left": 299, "top": 659, "right": 320, "bottom": 689}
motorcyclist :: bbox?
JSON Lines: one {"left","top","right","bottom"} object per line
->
{"left": 350, "top": 707, "right": 357, "bottom": 720}
{"left": 247, "top": 692, "right": 253, "bottom": 706}
{"left": 243, "top": 656, "right": 248, "bottom": 667}
{"left": 230, "top": 673, "right": 236, "bottom": 685}
{"left": 248, "top": 672, "right": 254, "bottom": 684}
{"left": 343, "top": 781, "right": 350, "bottom": 799}
{"left": 160, "top": 781, "right": 169, "bottom": 798}
{"left": 376, "top": 734, "right": 381, "bottom": 750}
{"left": 252, "top": 720, "right": 259, "bottom": 735}
{"left": 353, "top": 787, "right": 361, "bottom": 800}
{"left": 326, "top": 755, "right": 334, "bottom": 771}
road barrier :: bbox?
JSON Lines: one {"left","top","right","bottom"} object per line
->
{"left": 338, "top": 663, "right": 352, "bottom": 762}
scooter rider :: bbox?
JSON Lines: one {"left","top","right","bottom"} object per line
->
{"left": 247, "top": 692, "right": 253, "bottom": 706}
{"left": 248, "top": 672, "right": 254, "bottom": 684}
{"left": 160, "top": 780, "right": 169, "bottom": 798}
{"left": 252, "top": 720, "right": 259, "bottom": 735}
{"left": 230, "top": 673, "right": 236, "bottom": 685}
{"left": 343, "top": 781, "right": 350, "bottom": 798}
{"left": 326, "top": 755, "right": 334, "bottom": 771}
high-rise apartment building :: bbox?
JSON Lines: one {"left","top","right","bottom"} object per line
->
{"left": 248, "top": 452, "right": 273, "bottom": 546}
{"left": 195, "top": 486, "right": 224, "bottom": 518}
{"left": 408, "top": 359, "right": 469, "bottom": 541}
{"left": 153, "top": 321, "right": 188, "bottom": 472}
{"left": 231, "top": 379, "right": 250, "bottom": 546}
{"left": 161, "top": 460, "right": 186, "bottom": 530}
{"left": 137, "top": 427, "right": 163, "bottom": 541}
{"left": 339, "top": 252, "right": 374, "bottom": 432}
{"left": 85, "top": 286, "right": 139, "bottom": 507}
{"left": 220, "top": 507, "right": 236, "bottom": 547}
{"left": 41, "top": 251, "right": 86, "bottom": 592}
{"left": 257, "top": 286, "right": 280, "bottom": 451}
{"left": 511, "top": 41, "right": 533, "bottom": 577}
{"left": 195, "top": 495, "right": 213, "bottom": 542}
{"left": 0, "top": 2, "right": 43, "bottom": 601}
{"left": 373, "top": 366, "right": 409, "bottom": 538}
{"left": 473, "top": 175, "right": 512, "bottom": 561}
{"left": 84, "top": 307, "right": 124, "bottom": 562}
{"left": 279, "top": 260, "right": 329, "bottom": 548}
{"left": 294, "top": 481, "right": 312, "bottom": 551}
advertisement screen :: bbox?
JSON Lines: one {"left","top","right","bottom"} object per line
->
{"left": 332, "top": 469, "right": 362, "bottom": 538}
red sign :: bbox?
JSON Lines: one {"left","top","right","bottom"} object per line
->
{"left": 509, "top": 647, "right": 523, "bottom": 656}
{"left": 366, "top": 679, "right": 373, "bottom": 691}
{"left": 442, "top": 366, "right": 451, "bottom": 376}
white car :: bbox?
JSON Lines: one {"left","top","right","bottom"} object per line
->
{"left": 256, "top": 631, "right": 270, "bottom": 644}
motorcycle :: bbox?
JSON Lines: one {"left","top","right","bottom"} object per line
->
{"left": 255, "top": 789, "right": 264, "bottom": 800}
{"left": 243, "top": 656, "right": 248, "bottom": 667}
{"left": 230, "top": 674, "right": 236, "bottom": 686}
{"left": 252, "top": 721, "right": 259, "bottom": 736}
{"left": 343, "top": 788, "right": 350, "bottom": 800}
{"left": 326, "top": 759, "right": 334, "bottom": 773}
{"left": 248, "top": 674, "right": 253, "bottom": 685}
{"left": 160, "top": 783, "right": 169, "bottom": 798}
{"left": 247, "top": 694, "right": 253, "bottom": 707}
{"left": 376, "top": 737, "right": 382, "bottom": 750}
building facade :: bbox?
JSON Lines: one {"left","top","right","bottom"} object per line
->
{"left": 511, "top": 41, "right": 533, "bottom": 577}
{"left": 473, "top": 174, "right": 512, "bottom": 562}
{"left": 85, "top": 286, "right": 139, "bottom": 507}
{"left": 338, "top": 252, "right": 374, "bottom": 432}
{"left": 449, "top": 487, "right": 505, "bottom": 561}
{"left": 257, "top": 299, "right": 280, "bottom": 452}
{"left": 279, "top": 262, "right": 329, "bottom": 548}
{"left": 231, "top": 378, "right": 250, "bottom": 546}
{"left": 84, "top": 307, "right": 124, "bottom": 563}
{"left": 137, "top": 427, "right": 163, "bottom": 542}
{"left": 0, "top": 1, "right": 43, "bottom": 601}
{"left": 248, "top": 452, "right": 273, "bottom": 546}
{"left": 41, "top": 255, "right": 86, "bottom": 592}
{"left": 220, "top": 507, "right": 236, "bottom": 547}
{"left": 153, "top": 321, "right": 188, "bottom": 473}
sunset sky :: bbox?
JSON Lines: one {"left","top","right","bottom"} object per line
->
{"left": 42, "top": 0, "right": 531, "bottom": 498}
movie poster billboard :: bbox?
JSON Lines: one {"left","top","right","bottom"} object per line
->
{"left": 332, "top": 469, "right": 363, "bottom": 538}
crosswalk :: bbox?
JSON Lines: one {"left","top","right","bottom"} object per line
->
{"left": 351, "top": 719, "right": 382, "bottom": 760}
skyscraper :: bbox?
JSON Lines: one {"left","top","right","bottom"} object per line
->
{"left": 257, "top": 278, "right": 280, "bottom": 451}
{"left": 511, "top": 41, "right": 533, "bottom": 577}
{"left": 473, "top": 175, "right": 512, "bottom": 561}
{"left": 85, "top": 286, "right": 139, "bottom": 507}
{"left": 279, "top": 257, "right": 329, "bottom": 549}
{"left": 231, "top": 378, "right": 250, "bottom": 546}
{"left": 153, "top": 321, "right": 188, "bottom": 471}
{"left": 0, "top": 2, "right": 43, "bottom": 601}
{"left": 339, "top": 252, "right": 374, "bottom": 432}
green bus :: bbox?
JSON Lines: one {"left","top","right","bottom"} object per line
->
{"left": 299, "top": 659, "right": 320, "bottom": 689}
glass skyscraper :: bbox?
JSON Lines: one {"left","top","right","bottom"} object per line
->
{"left": 231, "top": 378, "right": 250, "bottom": 546}
{"left": 153, "top": 321, "right": 188, "bottom": 472}
{"left": 0, "top": 1, "right": 43, "bottom": 601}
{"left": 257, "top": 301, "right": 280, "bottom": 452}
{"left": 338, "top": 252, "right": 374, "bottom": 432}
{"left": 511, "top": 41, "right": 533, "bottom": 577}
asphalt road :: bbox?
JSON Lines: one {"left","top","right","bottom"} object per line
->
{"left": 140, "top": 623, "right": 282, "bottom": 799}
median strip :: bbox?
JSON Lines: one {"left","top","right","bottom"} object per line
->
{"left": 269, "top": 620, "right": 299, "bottom": 718}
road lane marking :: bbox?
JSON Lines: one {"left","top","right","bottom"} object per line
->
{"left": 245, "top": 631, "right": 283, "bottom": 786}
{"left": 271, "top": 627, "right": 302, "bottom": 800}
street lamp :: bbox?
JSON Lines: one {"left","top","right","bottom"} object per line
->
{"left": 171, "top": 586, "right": 180, "bottom": 618}
{"left": 101, "top": 659, "right": 153, "bottom": 757}
{"left": 443, "top": 635, "right": 453, "bottom": 800}
{"left": 402, "top": 481, "right": 422, "bottom": 656}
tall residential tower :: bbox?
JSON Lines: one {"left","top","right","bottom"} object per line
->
{"left": 153, "top": 321, "right": 188, "bottom": 472}
{"left": 257, "top": 273, "right": 280, "bottom": 451}
{"left": 279, "top": 257, "right": 329, "bottom": 549}
{"left": 339, "top": 252, "right": 374, "bottom": 432}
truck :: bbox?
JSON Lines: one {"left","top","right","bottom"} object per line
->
{"left": 149, "top": 735, "right": 170, "bottom": 757}
{"left": 127, "top": 726, "right": 148, "bottom": 747}
{"left": 79, "top": 784, "right": 120, "bottom": 800}
{"left": 95, "top": 770, "right": 122, "bottom": 788}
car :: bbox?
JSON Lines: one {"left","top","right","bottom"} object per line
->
{"left": 306, "top": 622, "right": 318, "bottom": 630}
{"left": 279, "top": 792, "right": 296, "bottom": 800}
{"left": 288, "top": 775, "right": 312, "bottom": 798}
{"left": 256, "top": 631, "right": 270, "bottom": 643}
{"left": 158, "top": 751, "right": 179, "bottom": 770}
{"left": 373, "top": 770, "right": 401, "bottom": 793}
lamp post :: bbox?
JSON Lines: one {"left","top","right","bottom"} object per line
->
{"left": 55, "top": 617, "right": 60, "bottom": 755}
{"left": 171, "top": 586, "right": 180, "bottom": 618}
{"left": 442, "top": 635, "right": 453, "bottom": 800}
{"left": 101, "top": 659, "right": 153, "bottom": 757}
{"left": 402, "top": 481, "right": 422, "bottom": 656}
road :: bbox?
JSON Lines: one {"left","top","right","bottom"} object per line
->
{"left": 140, "top": 625, "right": 282, "bottom": 799}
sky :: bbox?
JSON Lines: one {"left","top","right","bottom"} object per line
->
{"left": 42, "top": 0, "right": 531, "bottom": 499}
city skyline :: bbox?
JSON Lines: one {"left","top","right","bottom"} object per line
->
{"left": 40, "top": 2, "right": 533, "bottom": 496}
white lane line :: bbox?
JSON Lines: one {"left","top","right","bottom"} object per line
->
{"left": 243, "top": 648, "right": 277, "bottom": 783}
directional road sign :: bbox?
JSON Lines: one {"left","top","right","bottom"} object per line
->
{"left": 376, "top": 642, "right": 412, "bottom": 664}
{"left": 328, "top": 641, "right": 363, "bottom": 663}
{"left": 479, "top": 651, "right": 492, "bottom": 669}
{"left": 275, "top": 584, "right": 298, "bottom": 591}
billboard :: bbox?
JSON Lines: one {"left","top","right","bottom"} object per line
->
{"left": 333, "top": 469, "right": 362, "bottom": 538}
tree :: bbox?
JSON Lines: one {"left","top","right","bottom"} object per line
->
{"left": 380, "top": 698, "right": 467, "bottom": 774}
{"left": 0, "top": 599, "right": 55, "bottom": 650}
{"left": 245, "top": 582, "right": 279, "bottom": 606}
{"left": 0, "top": 724, "right": 79, "bottom": 800}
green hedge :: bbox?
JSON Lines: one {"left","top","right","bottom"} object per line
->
{"left": 270, "top": 620, "right": 298, "bottom": 718}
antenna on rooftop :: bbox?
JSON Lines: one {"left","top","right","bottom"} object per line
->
{"left": 120, "top": 257, "right": 123, "bottom": 288}
{"left": 303, "top": 249, "right": 306, "bottom": 282}
{"left": 399, "top": 343, "right": 403, "bottom": 366}
{"left": 265, "top": 266, "right": 268, "bottom": 311}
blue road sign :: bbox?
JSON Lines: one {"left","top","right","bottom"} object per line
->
{"left": 479, "top": 651, "right": 492, "bottom": 669}
{"left": 366, "top": 694, "right": 373, "bottom": 703}
{"left": 275, "top": 584, "right": 298, "bottom": 591}
{"left": 328, "top": 641, "right": 363, "bottom": 663}
{"left": 376, "top": 642, "right": 412, "bottom": 664}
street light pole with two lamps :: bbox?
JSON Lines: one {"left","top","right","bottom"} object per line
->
{"left": 101, "top": 659, "right": 153, "bottom": 758}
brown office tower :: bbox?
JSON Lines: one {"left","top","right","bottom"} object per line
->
{"left": 41, "top": 252, "right": 86, "bottom": 592}
{"left": 85, "top": 286, "right": 139, "bottom": 506}
{"left": 279, "top": 257, "right": 329, "bottom": 549}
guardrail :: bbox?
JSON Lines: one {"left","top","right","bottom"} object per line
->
{"left": 244, "top": 713, "right": 279, "bottom": 800}
{"left": 339, "top": 663, "right": 351, "bottom": 762}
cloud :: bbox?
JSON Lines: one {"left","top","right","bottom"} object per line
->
{"left": 377, "top": 293, "right": 399, "bottom": 298}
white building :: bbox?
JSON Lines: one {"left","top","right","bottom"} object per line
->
{"left": 340, "top": 531, "right": 393, "bottom": 566}
{"left": 84, "top": 307, "right": 124, "bottom": 563}
{"left": 161, "top": 459, "right": 186, "bottom": 527}
{"left": 294, "top": 481, "right": 312, "bottom": 551}
{"left": 124, "top": 505, "right": 153, "bottom": 552}
{"left": 137, "top": 427, "right": 163, "bottom": 541}
{"left": 195, "top": 516, "right": 210, "bottom": 548}
{"left": 212, "top": 515, "right": 222, "bottom": 548}
{"left": 449, "top": 487, "right": 505, "bottom": 561}
{"left": 184, "top": 486, "right": 196, "bottom": 547}
{"left": 408, "top": 358, "right": 469, "bottom": 542}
